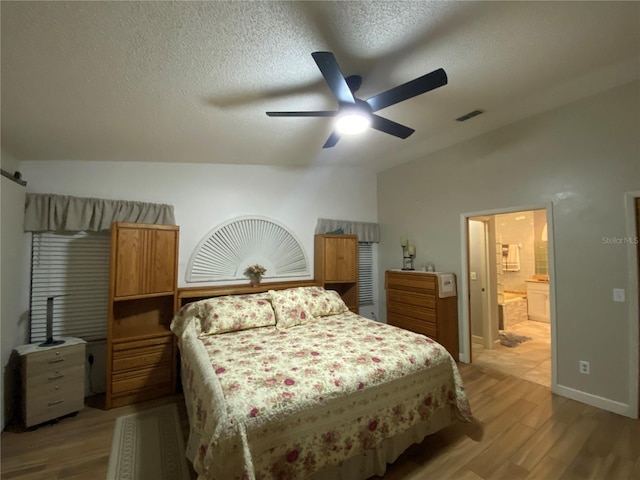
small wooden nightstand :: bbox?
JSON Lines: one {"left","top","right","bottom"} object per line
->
{"left": 15, "top": 337, "right": 86, "bottom": 428}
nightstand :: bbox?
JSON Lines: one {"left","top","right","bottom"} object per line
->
{"left": 16, "top": 337, "right": 86, "bottom": 428}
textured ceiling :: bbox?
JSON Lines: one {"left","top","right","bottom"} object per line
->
{"left": 2, "top": 1, "right": 639, "bottom": 172}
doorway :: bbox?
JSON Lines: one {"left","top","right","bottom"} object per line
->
{"left": 466, "top": 208, "right": 553, "bottom": 388}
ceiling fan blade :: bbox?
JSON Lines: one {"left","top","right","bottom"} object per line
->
{"left": 311, "top": 52, "right": 356, "bottom": 105}
{"left": 266, "top": 111, "right": 337, "bottom": 117}
{"left": 322, "top": 131, "right": 341, "bottom": 148}
{"left": 370, "top": 114, "right": 415, "bottom": 139}
{"left": 365, "top": 68, "right": 447, "bottom": 112}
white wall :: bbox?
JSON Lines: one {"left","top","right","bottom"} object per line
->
{"left": 1, "top": 149, "right": 29, "bottom": 430}
{"left": 378, "top": 81, "right": 640, "bottom": 416}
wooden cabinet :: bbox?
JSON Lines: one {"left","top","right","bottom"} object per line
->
{"left": 314, "top": 234, "right": 359, "bottom": 313}
{"left": 16, "top": 338, "right": 86, "bottom": 428}
{"left": 385, "top": 270, "right": 459, "bottom": 360}
{"left": 112, "top": 225, "right": 178, "bottom": 298}
{"left": 106, "top": 223, "right": 179, "bottom": 409}
{"left": 526, "top": 280, "right": 550, "bottom": 323}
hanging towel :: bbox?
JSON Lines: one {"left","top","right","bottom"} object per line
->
{"left": 436, "top": 273, "right": 457, "bottom": 298}
{"left": 503, "top": 244, "right": 520, "bottom": 272}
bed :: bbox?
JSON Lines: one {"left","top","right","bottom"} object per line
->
{"left": 171, "top": 282, "right": 472, "bottom": 480}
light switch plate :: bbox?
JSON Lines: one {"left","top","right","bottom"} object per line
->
{"left": 613, "top": 288, "right": 625, "bottom": 303}
{"left": 470, "top": 272, "right": 477, "bottom": 280}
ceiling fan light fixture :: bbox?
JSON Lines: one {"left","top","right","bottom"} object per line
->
{"left": 266, "top": 52, "right": 448, "bottom": 148}
{"left": 335, "top": 111, "right": 371, "bottom": 135}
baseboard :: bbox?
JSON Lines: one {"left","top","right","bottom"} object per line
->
{"left": 553, "top": 384, "right": 636, "bottom": 419}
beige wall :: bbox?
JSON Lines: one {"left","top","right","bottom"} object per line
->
{"left": 378, "top": 81, "right": 640, "bottom": 414}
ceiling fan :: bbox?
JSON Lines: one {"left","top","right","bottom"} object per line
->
{"left": 266, "top": 51, "right": 447, "bottom": 148}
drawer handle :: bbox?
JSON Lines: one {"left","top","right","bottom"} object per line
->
{"left": 48, "top": 357, "right": 66, "bottom": 364}
{"left": 48, "top": 373, "right": 64, "bottom": 380}
{"left": 48, "top": 399, "right": 64, "bottom": 406}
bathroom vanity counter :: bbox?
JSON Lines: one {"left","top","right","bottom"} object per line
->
{"left": 526, "top": 279, "right": 550, "bottom": 322}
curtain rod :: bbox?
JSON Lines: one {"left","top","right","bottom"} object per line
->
{"left": 1, "top": 168, "right": 27, "bottom": 186}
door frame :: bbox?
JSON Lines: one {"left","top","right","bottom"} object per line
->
{"left": 624, "top": 192, "right": 640, "bottom": 417}
{"left": 468, "top": 216, "right": 499, "bottom": 353}
{"left": 460, "top": 203, "right": 558, "bottom": 392}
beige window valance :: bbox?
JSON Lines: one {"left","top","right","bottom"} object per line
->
{"left": 315, "top": 218, "right": 380, "bottom": 243}
{"left": 24, "top": 193, "right": 175, "bottom": 232}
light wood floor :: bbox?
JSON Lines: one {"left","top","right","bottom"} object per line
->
{"left": 1, "top": 363, "right": 638, "bottom": 479}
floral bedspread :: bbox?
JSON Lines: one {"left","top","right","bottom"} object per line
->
{"left": 172, "top": 309, "right": 471, "bottom": 480}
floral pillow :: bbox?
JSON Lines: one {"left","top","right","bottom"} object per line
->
{"left": 198, "top": 293, "right": 276, "bottom": 335}
{"left": 302, "top": 286, "right": 350, "bottom": 317}
{"left": 269, "top": 289, "right": 316, "bottom": 328}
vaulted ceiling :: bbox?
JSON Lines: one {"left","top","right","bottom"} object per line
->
{"left": 2, "top": 1, "right": 639, "bottom": 171}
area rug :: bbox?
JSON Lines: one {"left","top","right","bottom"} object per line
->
{"left": 499, "top": 331, "right": 532, "bottom": 348}
{"left": 107, "top": 403, "right": 191, "bottom": 480}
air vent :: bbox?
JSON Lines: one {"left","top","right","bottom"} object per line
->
{"left": 456, "top": 109, "right": 484, "bottom": 122}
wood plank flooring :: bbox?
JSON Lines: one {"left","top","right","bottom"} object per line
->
{"left": 1, "top": 363, "right": 638, "bottom": 479}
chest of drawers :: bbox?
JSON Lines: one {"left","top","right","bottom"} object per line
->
{"left": 16, "top": 338, "right": 86, "bottom": 428}
{"left": 385, "top": 270, "right": 459, "bottom": 360}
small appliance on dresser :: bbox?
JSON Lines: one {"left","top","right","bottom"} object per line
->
{"left": 16, "top": 337, "right": 86, "bottom": 428}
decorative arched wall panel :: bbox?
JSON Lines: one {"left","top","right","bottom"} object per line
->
{"left": 186, "top": 216, "right": 309, "bottom": 282}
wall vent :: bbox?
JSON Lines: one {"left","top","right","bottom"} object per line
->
{"left": 456, "top": 109, "right": 485, "bottom": 122}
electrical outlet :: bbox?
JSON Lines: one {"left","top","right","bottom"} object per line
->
{"left": 579, "top": 360, "right": 590, "bottom": 374}
{"left": 613, "top": 288, "right": 625, "bottom": 303}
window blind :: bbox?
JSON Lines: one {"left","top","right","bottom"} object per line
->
{"left": 358, "top": 242, "right": 374, "bottom": 306}
{"left": 30, "top": 231, "right": 110, "bottom": 342}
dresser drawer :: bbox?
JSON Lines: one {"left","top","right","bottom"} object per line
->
{"left": 26, "top": 363, "right": 84, "bottom": 389}
{"left": 112, "top": 335, "right": 172, "bottom": 352}
{"left": 386, "top": 272, "right": 436, "bottom": 292}
{"left": 25, "top": 388, "right": 84, "bottom": 427}
{"left": 25, "top": 374, "right": 84, "bottom": 419}
{"left": 112, "top": 364, "right": 172, "bottom": 394}
{"left": 112, "top": 343, "right": 173, "bottom": 372}
{"left": 24, "top": 343, "right": 85, "bottom": 375}
{"left": 388, "top": 289, "right": 436, "bottom": 310}
{"left": 388, "top": 302, "right": 437, "bottom": 326}
{"left": 388, "top": 314, "right": 438, "bottom": 339}
{"left": 110, "top": 384, "right": 174, "bottom": 409}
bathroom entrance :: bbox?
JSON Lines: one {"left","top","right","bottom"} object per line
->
{"left": 467, "top": 208, "right": 552, "bottom": 387}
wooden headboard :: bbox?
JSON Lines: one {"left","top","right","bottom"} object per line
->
{"left": 177, "top": 280, "right": 321, "bottom": 308}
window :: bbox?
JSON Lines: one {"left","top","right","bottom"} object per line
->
{"left": 358, "top": 242, "right": 374, "bottom": 306}
{"left": 30, "top": 231, "right": 110, "bottom": 342}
